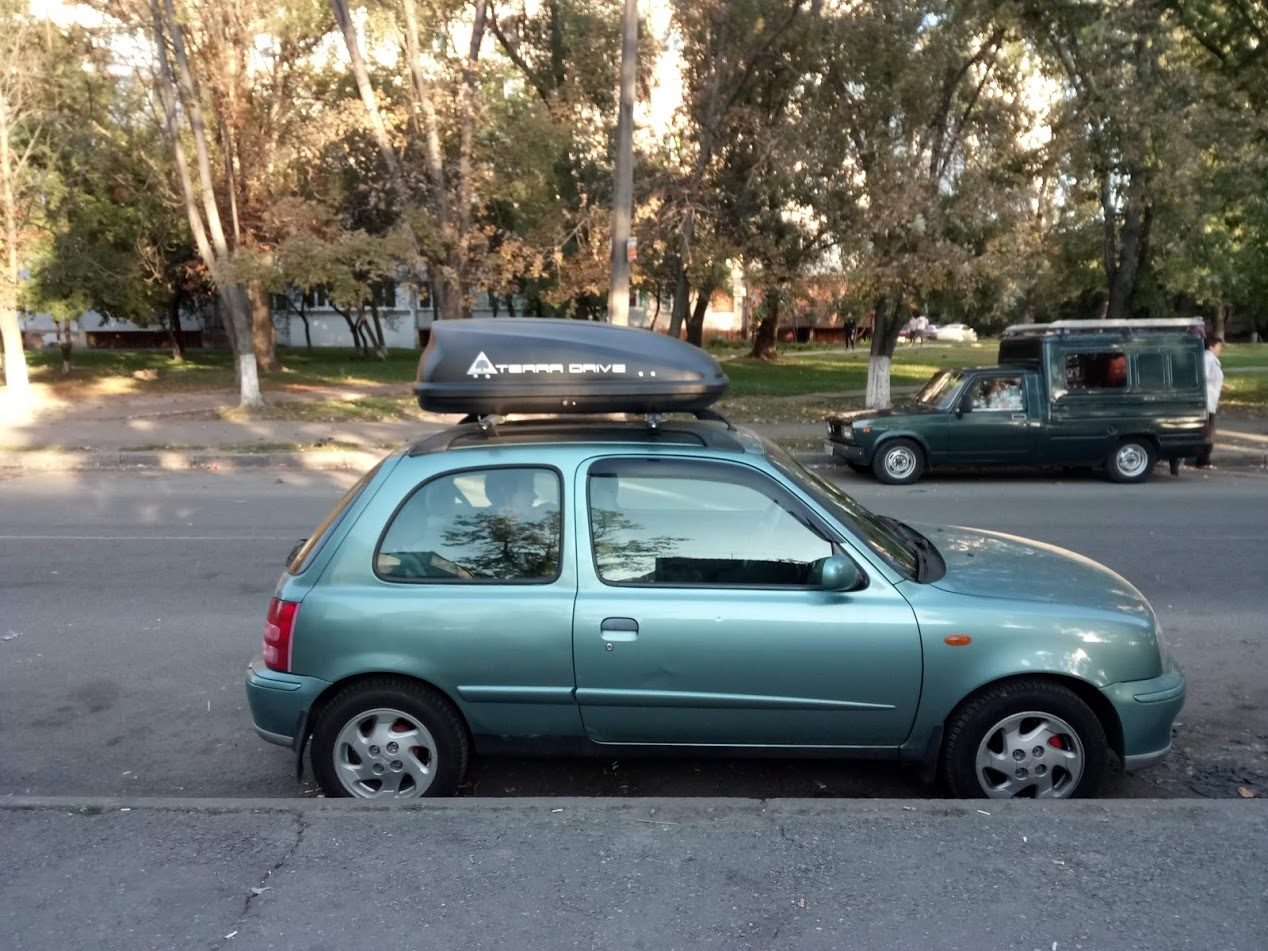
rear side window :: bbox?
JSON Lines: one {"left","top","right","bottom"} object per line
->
{"left": 289, "top": 463, "right": 384, "bottom": 574}
{"left": 1172, "top": 349, "right": 1200, "bottom": 389}
{"left": 1065, "top": 351, "right": 1127, "bottom": 390}
{"left": 376, "top": 467, "right": 562, "bottom": 583}
{"left": 1135, "top": 352, "right": 1167, "bottom": 389}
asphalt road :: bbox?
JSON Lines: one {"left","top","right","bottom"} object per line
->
{"left": 0, "top": 465, "right": 1264, "bottom": 800}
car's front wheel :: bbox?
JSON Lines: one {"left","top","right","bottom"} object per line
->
{"left": 311, "top": 677, "right": 470, "bottom": 799}
{"left": 941, "top": 679, "right": 1108, "bottom": 799}
{"left": 872, "top": 438, "right": 925, "bottom": 485}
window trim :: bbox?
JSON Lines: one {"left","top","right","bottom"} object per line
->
{"left": 373, "top": 464, "right": 566, "bottom": 586}
{"left": 585, "top": 456, "right": 848, "bottom": 591}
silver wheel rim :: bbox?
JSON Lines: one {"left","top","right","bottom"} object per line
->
{"left": 974, "top": 710, "right": 1084, "bottom": 799}
{"left": 333, "top": 707, "right": 438, "bottom": 798}
{"left": 883, "top": 446, "right": 917, "bottom": 480}
{"left": 1114, "top": 444, "right": 1149, "bottom": 478}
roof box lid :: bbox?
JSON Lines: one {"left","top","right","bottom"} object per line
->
{"left": 414, "top": 318, "right": 729, "bottom": 416}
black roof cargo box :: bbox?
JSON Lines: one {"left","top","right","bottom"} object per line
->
{"left": 415, "top": 318, "right": 729, "bottom": 415}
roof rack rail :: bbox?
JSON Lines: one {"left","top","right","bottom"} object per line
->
{"left": 1001, "top": 317, "right": 1203, "bottom": 337}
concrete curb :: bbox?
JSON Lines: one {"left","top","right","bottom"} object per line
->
{"left": 2, "top": 445, "right": 1264, "bottom": 473}
{"left": 3, "top": 794, "right": 1264, "bottom": 818}
{"left": 0, "top": 448, "right": 389, "bottom": 472}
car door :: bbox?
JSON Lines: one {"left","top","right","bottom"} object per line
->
{"left": 945, "top": 373, "right": 1035, "bottom": 465}
{"left": 571, "top": 456, "right": 923, "bottom": 749}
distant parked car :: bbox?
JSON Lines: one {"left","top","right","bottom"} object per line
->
{"left": 936, "top": 323, "right": 978, "bottom": 342}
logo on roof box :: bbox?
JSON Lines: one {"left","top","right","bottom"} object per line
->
{"left": 466, "top": 351, "right": 629, "bottom": 378}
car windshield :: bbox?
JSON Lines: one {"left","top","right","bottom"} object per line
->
{"left": 912, "top": 370, "right": 966, "bottom": 410}
{"left": 763, "top": 442, "right": 920, "bottom": 578}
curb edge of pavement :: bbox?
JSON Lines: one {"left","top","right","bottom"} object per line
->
{"left": 0, "top": 449, "right": 388, "bottom": 472}
{"left": 2, "top": 794, "right": 1265, "bottom": 818}
{"left": 1, "top": 447, "right": 1264, "bottom": 473}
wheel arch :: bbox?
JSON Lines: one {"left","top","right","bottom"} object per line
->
{"left": 302, "top": 671, "right": 474, "bottom": 758}
{"left": 940, "top": 673, "right": 1125, "bottom": 764}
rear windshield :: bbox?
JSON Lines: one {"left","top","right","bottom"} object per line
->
{"left": 288, "top": 463, "right": 383, "bottom": 574}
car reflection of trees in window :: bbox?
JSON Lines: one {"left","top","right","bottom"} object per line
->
{"left": 590, "top": 507, "right": 686, "bottom": 583}
{"left": 439, "top": 509, "right": 560, "bottom": 580}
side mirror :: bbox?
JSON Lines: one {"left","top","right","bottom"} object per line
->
{"left": 813, "top": 554, "right": 863, "bottom": 592}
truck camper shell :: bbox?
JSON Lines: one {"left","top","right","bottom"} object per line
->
{"left": 415, "top": 318, "right": 729, "bottom": 417}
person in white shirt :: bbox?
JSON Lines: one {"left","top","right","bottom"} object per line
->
{"left": 1195, "top": 337, "right": 1227, "bottom": 469}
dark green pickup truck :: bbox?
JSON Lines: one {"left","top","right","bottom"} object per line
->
{"left": 825, "top": 319, "right": 1208, "bottom": 485}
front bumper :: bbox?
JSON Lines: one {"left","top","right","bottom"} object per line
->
{"left": 245, "top": 655, "right": 330, "bottom": 750}
{"left": 1101, "top": 656, "right": 1185, "bottom": 771}
{"left": 826, "top": 440, "right": 869, "bottom": 466}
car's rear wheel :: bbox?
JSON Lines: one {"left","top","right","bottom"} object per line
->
{"left": 1105, "top": 438, "right": 1156, "bottom": 483}
{"left": 311, "top": 678, "right": 469, "bottom": 799}
{"left": 941, "top": 679, "right": 1108, "bottom": 799}
{"left": 872, "top": 438, "right": 925, "bottom": 485}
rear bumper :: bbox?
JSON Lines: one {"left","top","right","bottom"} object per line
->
{"left": 245, "top": 655, "right": 330, "bottom": 750}
{"left": 1101, "top": 657, "right": 1185, "bottom": 771}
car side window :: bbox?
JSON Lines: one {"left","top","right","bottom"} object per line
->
{"left": 1065, "top": 351, "right": 1127, "bottom": 390}
{"left": 377, "top": 467, "right": 561, "bottom": 583}
{"left": 967, "top": 376, "right": 1025, "bottom": 412}
{"left": 588, "top": 463, "right": 832, "bottom": 587}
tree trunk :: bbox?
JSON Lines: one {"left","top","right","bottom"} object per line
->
{"left": 367, "top": 302, "right": 388, "bottom": 359}
{"left": 865, "top": 295, "right": 902, "bottom": 409}
{"left": 401, "top": 0, "right": 459, "bottom": 321}
{"left": 248, "top": 280, "right": 279, "bottom": 372}
{"left": 669, "top": 259, "right": 689, "bottom": 339}
{"left": 686, "top": 286, "right": 711, "bottom": 347}
{"left": 166, "top": 290, "right": 185, "bottom": 362}
{"left": 454, "top": 0, "right": 488, "bottom": 318}
{"left": 865, "top": 354, "right": 892, "bottom": 409}
{"left": 151, "top": 1, "right": 261, "bottom": 407}
{"left": 505, "top": 293, "right": 516, "bottom": 318}
{"left": 0, "top": 92, "right": 30, "bottom": 400}
{"left": 750, "top": 291, "right": 780, "bottom": 360}
{"left": 1105, "top": 200, "right": 1147, "bottom": 322}
{"left": 57, "top": 320, "right": 72, "bottom": 373}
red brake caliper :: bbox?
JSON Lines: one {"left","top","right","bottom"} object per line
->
{"left": 1048, "top": 736, "right": 1065, "bottom": 749}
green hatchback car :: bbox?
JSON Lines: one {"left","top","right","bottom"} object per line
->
{"left": 246, "top": 319, "right": 1184, "bottom": 800}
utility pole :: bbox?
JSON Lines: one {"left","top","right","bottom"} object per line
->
{"left": 607, "top": 0, "right": 637, "bottom": 325}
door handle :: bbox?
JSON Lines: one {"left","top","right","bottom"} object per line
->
{"left": 601, "top": 617, "right": 639, "bottom": 642}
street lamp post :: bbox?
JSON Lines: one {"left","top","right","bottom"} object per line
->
{"left": 607, "top": 0, "right": 637, "bottom": 326}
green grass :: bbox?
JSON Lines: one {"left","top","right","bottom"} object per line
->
{"left": 720, "top": 341, "right": 992, "bottom": 397}
{"left": 27, "top": 346, "right": 419, "bottom": 395}
{"left": 218, "top": 395, "right": 419, "bottom": 422}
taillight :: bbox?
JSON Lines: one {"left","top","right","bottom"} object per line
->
{"left": 263, "top": 598, "right": 300, "bottom": 672}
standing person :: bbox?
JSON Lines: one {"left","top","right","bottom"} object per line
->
{"left": 912, "top": 314, "right": 929, "bottom": 346}
{"left": 1194, "top": 337, "right": 1228, "bottom": 469}
{"left": 843, "top": 312, "right": 856, "bottom": 351}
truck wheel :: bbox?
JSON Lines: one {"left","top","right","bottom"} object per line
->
{"left": 872, "top": 439, "right": 925, "bottom": 485}
{"left": 941, "top": 679, "right": 1108, "bottom": 799}
{"left": 1106, "top": 439, "right": 1156, "bottom": 484}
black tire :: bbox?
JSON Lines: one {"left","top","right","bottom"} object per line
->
{"left": 941, "top": 678, "right": 1108, "bottom": 800}
{"left": 1105, "top": 438, "right": 1156, "bottom": 484}
{"left": 846, "top": 461, "right": 870, "bottom": 475}
{"left": 311, "top": 677, "right": 470, "bottom": 799}
{"left": 872, "top": 438, "right": 926, "bottom": 485}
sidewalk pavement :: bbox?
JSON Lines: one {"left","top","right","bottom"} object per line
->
{"left": 2, "top": 384, "right": 1267, "bottom": 472}
{"left": 2, "top": 797, "right": 1265, "bottom": 951}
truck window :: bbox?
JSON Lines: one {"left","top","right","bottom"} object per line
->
{"left": 1065, "top": 352, "right": 1126, "bottom": 390}
{"left": 1172, "top": 350, "right": 1200, "bottom": 389}
{"left": 1136, "top": 352, "right": 1167, "bottom": 389}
